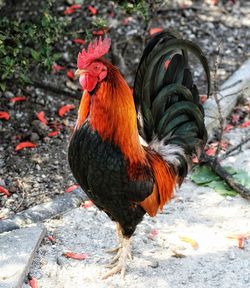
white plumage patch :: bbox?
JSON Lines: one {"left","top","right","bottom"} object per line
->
{"left": 149, "top": 137, "right": 188, "bottom": 171}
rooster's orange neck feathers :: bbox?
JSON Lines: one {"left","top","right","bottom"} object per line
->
{"left": 76, "top": 61, "right": 146, "bottom": 164}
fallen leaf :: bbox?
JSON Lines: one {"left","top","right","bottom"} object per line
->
{"left": 0, "top": 185, "right": 11, "bottom": 197}
{"left": 231, "top": 113, "right": 240, "bottom": 124}
{"left": 9, "top": 96, "right": 26, "bottom": 103}
{"left": 240, "top": 119, "right": 250, "bottom": 128}
{"left": 148, "top": 228, "right": 158, "bottom": 239}
{"left": 92, "top": 29, "right": 108, "bottom": 36}
{"left": 211, "top": 0, "right": 219, "bottom": 5}
{"left": 192, "top": 155, "right": 199, "bottom": 164}
{"left": 48, "top": 130, "right": 59, "bottom": 137}
{"left": 65, "top": 184, "right": 79, "bottom": 193}
{"left": 205, "top": 147, "right": 216, "bottom": 156}
{"left": 64, "top": 4, "right": 81, "bottom": 15}
{"left": 58, "top": 104, "right": 75, "bottom": 117}
{"left": 179, "top": 236, "right": 199, "bottom": 249}
{"left": 15, "top": 142, "right": 37, "bottom": 151}
{"left": 122, "top": 17, "right": 132, "bottom": 25}
{"left": 67, "top": 70, "right": 75, "bottom": 80}
{"left": 28, "top": 276, "right": 38, "bottom": 288}
{"left": 0, "top": 111, "right": 10, "bottom": 120}
{"left": 149, "top": 27, "right": 163, "bottom": 36}
{"left": 52, "top": 63, "right": 65, "bottom": 72}
{"left": 47, "top": 235, "right": 56, "bottom": 243}
{"left": 88, "top": 5, "right": 97, "bottom": 15}
{"left": 227, "top": 233, "right": 250, "bottom": 249}
{"left": 72, "top": 38, "right": 85, "bottom": 45}
{"left": 200, "top": 95, "right": 207, "bottom": 104}
{"left": 82, "top": 200, "right": 93, "bottom": 208}
{"left": 224, "top": 124, "right": 234, "bottom": 132}
{"left": 37, "top": 111, "right": 48, "bottom": 125}
{"left": 63, "top": 251, "right": 88, "bottom": 260}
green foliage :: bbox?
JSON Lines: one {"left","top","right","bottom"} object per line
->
{"left": 121, "top": 1, "right": 150, "bottom": 22}
{"left": 91, "top": 17, "right": 108, "bottom": 29}
{"left": 191, "top": 165, "right": 250, "bottom": 197}
{"left": 0, "top": 1, "right": 65, "bottom": 91}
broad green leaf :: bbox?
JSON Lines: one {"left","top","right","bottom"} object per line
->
{"left": 233, "top": 170, "right": 250, "bottom": 188}
{"left": 191, "top": 166, "right": 219, "bottom": 184}
{"left": 206, "top": 180, "right": 237, "bottom": 196}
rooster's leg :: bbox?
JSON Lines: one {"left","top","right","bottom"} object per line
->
{"left": 105, "top": 223, "right": 123, "bottom": 253}
{"left": 102, "top": 235, "right": 132, "bottom": 279}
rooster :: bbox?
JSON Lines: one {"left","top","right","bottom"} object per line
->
{"left": 68, "top": 31, "right": 210, "bottom": 278}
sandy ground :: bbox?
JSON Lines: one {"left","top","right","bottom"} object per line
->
{"left": 26, "top": 127, "right": 250, "bottom": 288}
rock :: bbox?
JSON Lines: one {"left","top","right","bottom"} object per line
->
{"left": 228, "top": 251, "right": 236, "bottom": 260}
{"left": 30, "top": 133, "right": 40, "bottom": 142}
{"left": 32, "top": 120, "right": 49, "bottom": 137}
{"left": 4, "top": 91, "right": 14, "bottom": 98}
{"left": 149, "top": 261, "right": 159, "bottom": 268}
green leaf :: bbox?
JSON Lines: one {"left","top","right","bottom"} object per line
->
{"left": 191, "top": 166, "right": 219, "bottom": 184}
{"left": 233, "top": 170, "right": 250, "bottom": 188}
{"left": 31, "top": 49, "right": 40, "bottom": 60}
{"left": 0, "top": 82, "right": 6, "bottom": 91}
{"left": 206, "top": 180, "right": 237, "bottom": 196}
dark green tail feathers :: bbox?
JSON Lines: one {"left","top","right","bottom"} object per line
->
{"left": 134, "top": 30, "right": 210, "bottom": 180}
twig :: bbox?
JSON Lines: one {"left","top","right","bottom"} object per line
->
{"left": 212, "top": 43, "right": 224, "bottom": 160}
{"left": 31, "top": 80, "right": 80, "bottom": 99}
{"left": 201, "top": 154, "right": 250, "bottom": 200}
{"left": 219, "top": 136, "right": 250, "bottom": 161}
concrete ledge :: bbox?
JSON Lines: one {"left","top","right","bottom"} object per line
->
{"left": 0, "top": 225, "right": 46, "bottom": 288}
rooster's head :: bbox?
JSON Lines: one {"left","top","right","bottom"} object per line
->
{"left": 75, "top": 37, "right": 111, "bottom": 92}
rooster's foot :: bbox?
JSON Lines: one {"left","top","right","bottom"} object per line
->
{"left": 102, "top": 237, "right": 132, "bottom": 279}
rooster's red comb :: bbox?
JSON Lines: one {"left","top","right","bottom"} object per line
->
{"left": 77, "top": 36, "right": 111, "bottom": 69}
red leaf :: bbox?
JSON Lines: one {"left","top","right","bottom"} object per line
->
{"left": 63, "top": 251, "right": 88, "bottom": 260}
{"left": 227, "top": 233, "right": 250, "bottom": 249}
{"left": 92, "top": 29, "right": 108, "bottom": 36}
{"left": 192, "top": 155, "right": 199, "bottom": 164}
{"left": 231, "top": 113, "right": 240, "bottom": 124}
{"left": 69, "top": 4, "right": 81, "bottom": 9}
{"left": 72, "top": 38, "right": 86, "bottom": 45}
{"left": 82, "top": 200, "right": 93, "bottom": 208}
{"left": 224, "top": 124, "right": 234, "bottom": 132}
{"left": 200, "top": 95, "right": 207, "bottom": 104}
{"left": 58, "top": 104, "right": 75, "bottom": 117}
{"left": 205, "top": 147, "right": 216, "bottom": 156}
{"left": 9, "top": 96, "right": 26, "bottom": 103}
{"left": 52, "top": 63, "right": 65, "bottom": 72}
{"left": 211, "top": 0, "right": 219, "bottom": 5}
{"left": 47, "top": 235, "right": 56, "bottom": 243}
{"left": 65, "top": 184, "right": 79, "bottom": 193}
{"left": 67, "top": 70, "right": 75, "bottom": 80}
{"left": 15, "top": 142, "right": 37, "bottom": 151}
{"left": 149, "top": 27, "right": 163, "bottom": 36}
{"left": 48, "top": 130, "right": 59, "bottom": 137}
{"left": 28, "top": 277, "right": 38, "bottom": 288}
{"left": 148, "top": 228, "right": 158, "bottom": 239}
{"left": 0, "top": 111, "right": 10, "bottom": 120}
{"left": 88, "top": 5, "right": 97, "bottom": 15}
{"left": 0, "top": 185, "right": 11, "bottom": 197}
{"left": 240, "top": 119, "right": 250, "bottom": 128}
{"left": 37, "top": 111, "right": 48, "bottom": 125}
{"left": 64, "top": 4, "right": 81, "bottom": 15}
{"left": 122, "top": 17, "right": 132, "bottom": 25}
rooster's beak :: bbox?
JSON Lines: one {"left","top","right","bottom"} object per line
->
{"left": 75, "top": 69, "right": 87, "bottom": 77}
